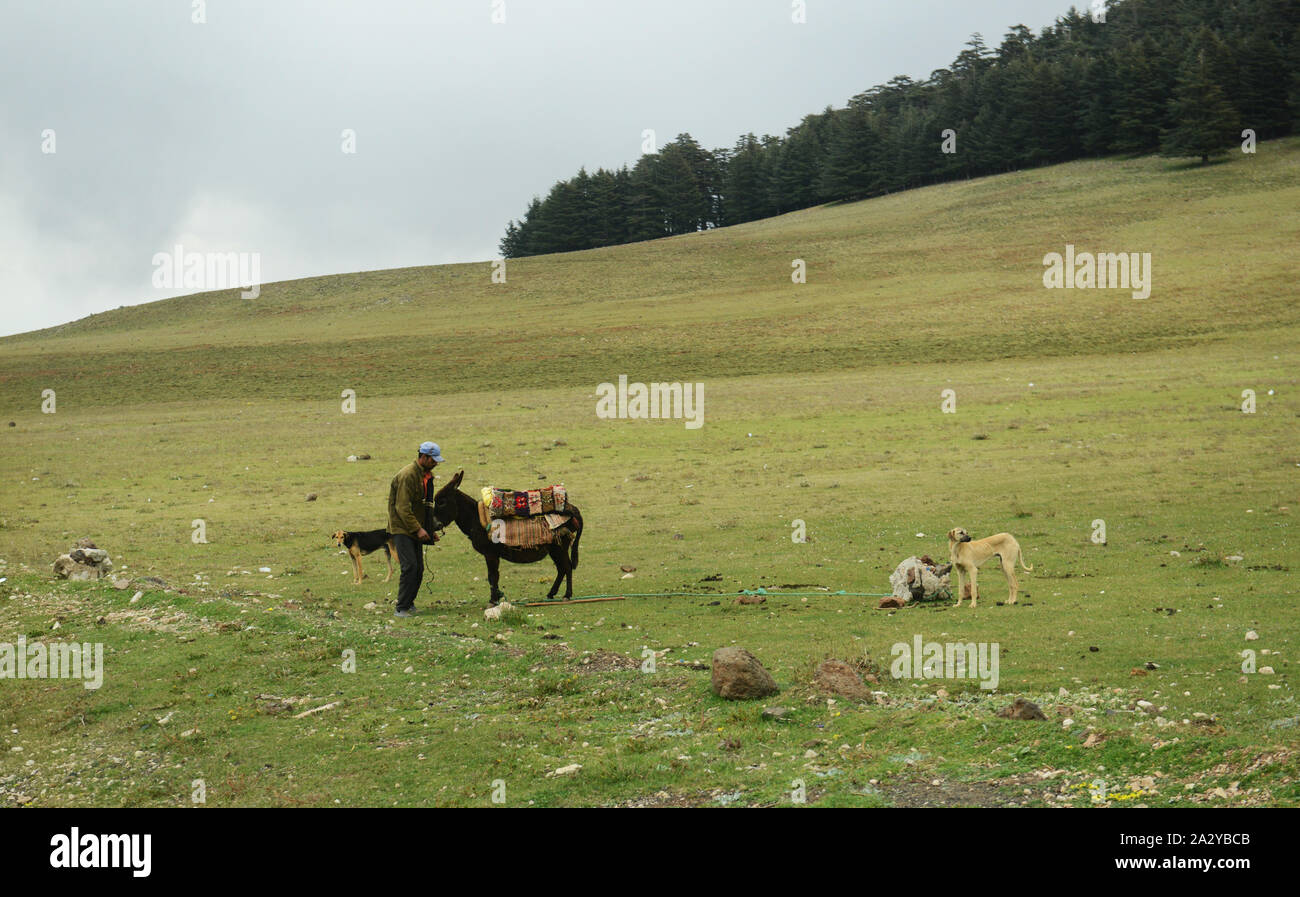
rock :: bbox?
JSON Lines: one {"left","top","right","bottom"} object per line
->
{"left": 130, "top": 591, "right": 142, "bottom": 603}
{"left": 549, "top": 763, "right": 581, "bottom": 777}
{"left": 355, "top": 453, "right": 371, "bottom": 460}
{"left": 305, "top": 493, "right": 318, "bottom": 502}
{"left": 362, "top": 602, "right": 377, "bottom": 610}
{"left": 814, "top": 660, "right": 872, "bottom": 701}
{"left": 877, "top": 596, "right": 906, "bottom": 609}
{"left": 1260, "top": 666, "right": 1275, "bottom": 675}
{"left": 736, "top": 594, "right": 766, "bottom": 605}
{"left": 1083, "top": 732, "right": 1104, "bottom": 748}
{"left": 346, "top": 455, "right": 358, "bottom": 462}
{"left": 761, "top": 706, "right": 790, "bottom": 721}
{"left": 620, "top": 565, "right": 636, "bottom": 573}
{"left": 112, "top": 579, "right": 129, "bottom": 590}
{"left": 74, "top": 538, "right": 98, "bottom": 549}
{"left": 711, "top": 647, "right": 780, "bottom": 700}
{"left": 1136, "top": 700, "right": 1156, "bottom": 712}
{"left": 621, "top": 572, "right": 634, "bottom": 580}
{"left": 996, "top": 698, "right": 1047, "bottom": 721}
{"left": 70, "top": 547, "right": 109, "bottom": 565}
{"left": 1145, "top": 661, "right": 1158, "bottom": 670}
{"left": 95, "top": 616, "right": 106, "bottom": 625}
{"left": 53, "top": 555, "right": 106, "bottom": 581}
{"left": 1245, "top": 630, "right": 1259, "bottom": 641}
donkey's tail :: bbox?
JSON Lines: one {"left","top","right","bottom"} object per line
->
{"left": 568, "top": 505, "right": 582, "bottom": 569}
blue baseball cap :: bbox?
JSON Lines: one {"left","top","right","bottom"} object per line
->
{"left": 418, "top": 441, "right": 444, "bottom": 462}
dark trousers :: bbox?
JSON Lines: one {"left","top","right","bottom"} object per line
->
{"left": 393, "top": 533, "right": 424, "bottom": 610}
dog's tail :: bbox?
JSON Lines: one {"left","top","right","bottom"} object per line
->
{"left": 1019, "top": 550, "right": 1033, "bottom": 572}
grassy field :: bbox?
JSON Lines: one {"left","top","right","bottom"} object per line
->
{"left": 0, "top": 141, "right": 1297, "bottom": 807}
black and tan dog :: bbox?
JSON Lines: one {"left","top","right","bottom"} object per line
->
{"left": 332, "top": 529, "right": 398, "bottom": 584}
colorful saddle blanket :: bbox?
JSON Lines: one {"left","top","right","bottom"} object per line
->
{"left": 481, "top": 485, "right": 567, "bottom": 518}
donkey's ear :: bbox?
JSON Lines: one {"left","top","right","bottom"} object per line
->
{"left": 452, "top": 469, "right": 464, "bottom": 486}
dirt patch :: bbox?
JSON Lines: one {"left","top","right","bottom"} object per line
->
{"left": 574, "top": 650, "right": 639, "bottom": 673}
{"left": 881, "top": 774, "right": 1046, "bottom": 808}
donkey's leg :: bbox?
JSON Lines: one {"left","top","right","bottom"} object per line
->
{"left": 546, "top": 544, "right": 567, "bottom": 599}
{"left": 563, "top": 541, "right": 574, "bottom": 599}
{"left": 487, "top": 554, "right": 503, "bottom": 605}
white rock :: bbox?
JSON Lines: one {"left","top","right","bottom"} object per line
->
{"left": 1260, "top": 666, "right": 1275, "bottom": 675}
{"left": 1245, "top": 631, "right": 1259, "bottom": 641}
{"left": 549, "top": 763, "right": 582, "bottom": 777}
{"left": 130, "top": 591, "right": 142, "bottom": 603}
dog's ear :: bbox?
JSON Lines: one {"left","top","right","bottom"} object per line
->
{"left": 947, "top": 529, "right": 957, "bottom": 541}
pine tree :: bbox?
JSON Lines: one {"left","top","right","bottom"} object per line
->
{"left": 1160, "top": 49, "right": 1240, "bottom": 163}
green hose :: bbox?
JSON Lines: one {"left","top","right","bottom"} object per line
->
{"left": 525, "top": 589, "right": 893, "bottom": 603}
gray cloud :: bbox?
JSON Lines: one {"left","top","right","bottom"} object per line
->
{"left": 0, "top": 0, "right": 1074, "bottom": 336}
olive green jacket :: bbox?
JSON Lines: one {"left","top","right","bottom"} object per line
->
{"left": 387, "top": 461, "right": 432, "bottom": 538}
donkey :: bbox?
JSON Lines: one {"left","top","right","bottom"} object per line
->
{"left": 431, "top": 470, "right": 583, "bottom": 605}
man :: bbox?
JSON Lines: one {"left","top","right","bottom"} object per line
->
{"left": 387, "top": 441, "right": 444, "bottom": 617}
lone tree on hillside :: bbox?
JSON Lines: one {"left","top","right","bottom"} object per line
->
{"left": 1160, "top": 49, "right": 1241, "bottom": 164}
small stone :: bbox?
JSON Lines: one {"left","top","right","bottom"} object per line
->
{"left": 130, "top": 591, "right": 142, "bottom": 603}
{"left": 305, "top": 493, "right": 318, "bottom": 502}
{"left": 1245, "top": 631, "right": 1259, "bottom": 641}
{"left": 804, "top": 749, "right": 818, "bottom": 759}
{"left": 1260, "top": 666, "right": 1275, "bottom": 675}
{"left": 761, "top": 707, "right": 790, "bottom": 721}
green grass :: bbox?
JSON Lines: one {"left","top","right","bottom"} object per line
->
{"left": 0, "top": 141, "right": 1297, "bottom": 806}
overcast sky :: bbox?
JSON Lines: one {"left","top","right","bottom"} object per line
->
{"left": 0, "top": 0, "right": 1079, "bottom": 337}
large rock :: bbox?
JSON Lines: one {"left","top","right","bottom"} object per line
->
{"left": 711, "top": 647, "right": 779, "bottom": 700}
{"left": 814, "top": 660, "right": 872, "bottom": 701}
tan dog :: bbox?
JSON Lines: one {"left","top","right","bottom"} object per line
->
{"left": 947, "top": 527, "right": 1033, "bottom": 607}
